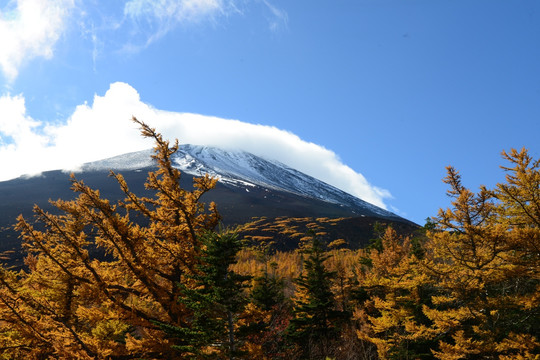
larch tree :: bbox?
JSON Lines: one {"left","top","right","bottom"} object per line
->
{"left": 355, "top": 226, "right": 435, "bottom": 360}
{"left": 0, "top": 118, "right": 221, "bottom": 359}
{"left": 417, "top": 150, "right": 540, "bottom": 359}
{"left": 357, "top": 149, "right": 540, "bottom": 359}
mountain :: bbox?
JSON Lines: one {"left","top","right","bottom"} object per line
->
{"left": 82, "top": 145, "right": 400, "bottom": 220}
{"left": 0, "top": 145, "right": 417, "bottom": 264}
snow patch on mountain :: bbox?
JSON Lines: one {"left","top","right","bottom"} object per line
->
{"left": 81, "top": 149, "right": 155, "bottom": 171}
{"left": 81, "top": 145, "right": 399, "bottom": 219}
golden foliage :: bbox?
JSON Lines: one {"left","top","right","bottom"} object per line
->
{"left": 356, "top": 148, "right": 540, "bottom": 359}
{"left": 1, "top": 123, "right": 539, "bottom": 360}
{"left": 0, "top": 118, "right": 219, "bottom": 359}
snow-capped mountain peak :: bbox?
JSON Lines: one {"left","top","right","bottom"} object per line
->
{"left": 82, "top": 145, "right": 400, "bottom": 220}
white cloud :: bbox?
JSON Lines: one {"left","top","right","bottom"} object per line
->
{"left": 0, "top": 82, "right": 391, "bottom": 209}
{"left": 0, "top": 0, "right": 75, "bottom": 81}
{"left": 0, "top": 1, "right": 287, "bottom": 80}
{"left": 0, "top": 93, "right": 50, "bottom": 178}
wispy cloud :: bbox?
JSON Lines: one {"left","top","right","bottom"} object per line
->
{"left": 261, "top": 0, "right": 287, "bottom": 32}
{"left": 124, "top": 0, "right": 224, "bottom": 21}
{"left": 123, "top": 0, "right": 237, "bottom": 46}
{"left": 122, "top": 0, "right": 287, "bottom": 47}
{"left": 0, "top": 82, "right": 391, "bottom": 209}
{"left": 0, "top": 0, "right": 288, "bottom": 79}
{"left": 0, "top": 0, "right": 75, "bottom": 82}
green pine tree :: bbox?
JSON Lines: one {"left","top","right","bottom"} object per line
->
{"left": 251, "top": 262, "right": 285, "bottom": 312}
{"left": 161, "top": 230, "right": 251, "bottom": 359}
{"left": 286, "top": 235, "right": 349, "bottom": 359}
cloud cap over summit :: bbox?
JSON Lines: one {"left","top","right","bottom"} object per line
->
{"left": 0, "top": 82, "right": 391, "bottom": 209}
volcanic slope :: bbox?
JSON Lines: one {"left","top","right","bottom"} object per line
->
{"left": 0, "top": 146, "right": 417, "bottom": 262}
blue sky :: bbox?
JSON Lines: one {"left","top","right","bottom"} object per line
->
{"left": 1, "top": 0, "right": 539, "bottom": 225}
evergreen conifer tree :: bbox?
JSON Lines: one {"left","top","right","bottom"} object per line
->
{"left": 286, "top": 235, "right": 349, "bottom": 359}
{"left": 162, "top": 231, "right": 251, "bottom": 359}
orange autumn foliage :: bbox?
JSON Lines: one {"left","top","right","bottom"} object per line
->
{"left": 0, "top": 116, "right": 538, "bottom": 360}
{"left": 0, "top": 118, "right": 219, "bottom": 359}
{"left": 357, "top": 149, "right": 540, "bottom": 359}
